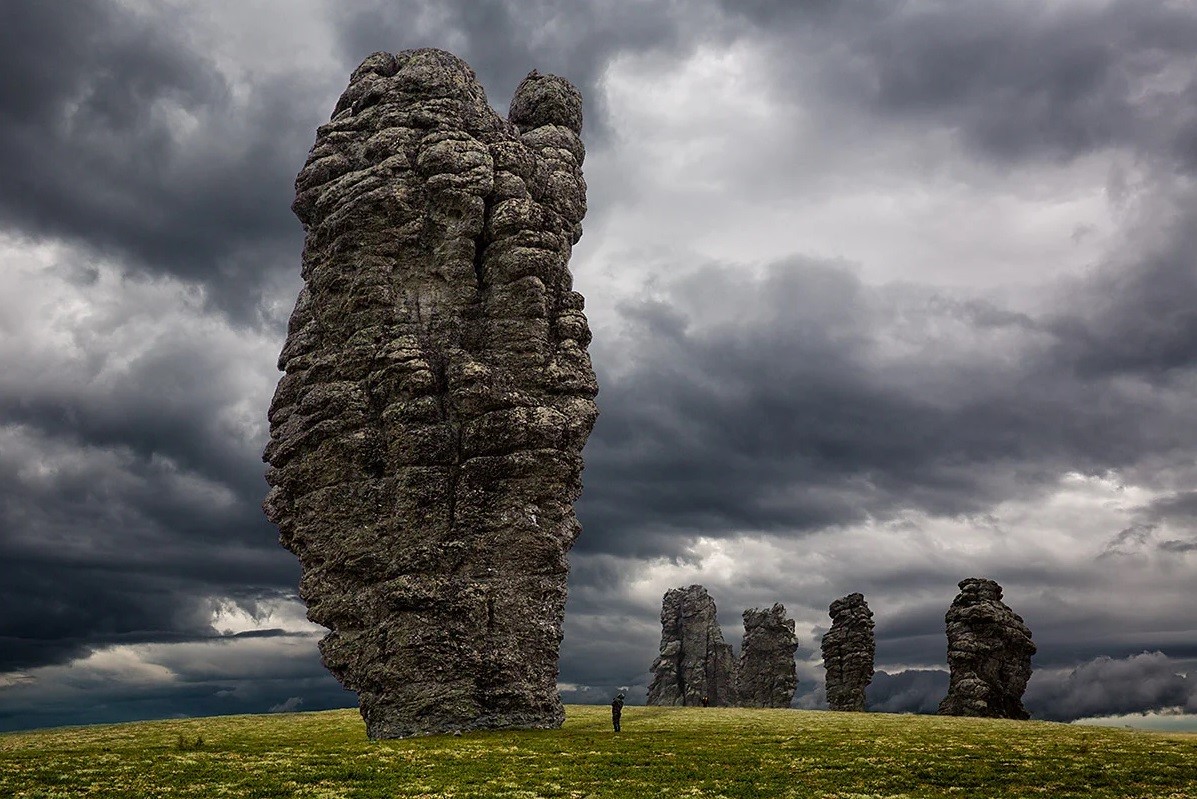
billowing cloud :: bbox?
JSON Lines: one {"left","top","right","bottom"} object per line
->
{"left": 866, "top": 670, "right": 949, "bottom": 715}
{"left": 1027, "top": 652, "right": 1197, "bottom": 722}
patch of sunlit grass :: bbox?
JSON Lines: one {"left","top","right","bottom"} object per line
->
{"left": 1, "top": 706, "right": 1194, "bottom": 797}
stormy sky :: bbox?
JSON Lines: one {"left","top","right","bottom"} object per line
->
{"left": 2, "top": 0, "right": 1195, "bottom": 732}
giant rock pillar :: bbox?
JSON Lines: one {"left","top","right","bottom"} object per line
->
{"left": 263, "top": 49, "right": 597, "bottom": 738}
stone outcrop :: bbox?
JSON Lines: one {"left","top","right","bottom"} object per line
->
{"left": 262, "top": 49, "right": 597, "bottom": 738}
{"left": 821, "top": 593, "right": 875, "bottom": 712}
{"left": 938, "top": 578, "right": 1036, "bottom": 719}
{"left": 737, "top": 604, "right": 799, "bottom": 707}
{"left": 647, "top": 585, "right": 737, "bottom": 706}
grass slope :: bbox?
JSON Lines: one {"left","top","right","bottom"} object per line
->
{"left": 2, "top": 705, "right": 1195, "bottom": 798}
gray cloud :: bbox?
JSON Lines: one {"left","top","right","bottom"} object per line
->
{"left": 577, "top": 248, "right": 1197, "bottom": 557}
{"left": 866, "top": 669, "right": 949, "bottom": 714}
{"left": 0, "top": 420, "right": 290, "bottom": 671}
{"left": 0, "top": 1, "right": 327, "bottom": 318}
{"left": 0, "top": 632, "right": 352, "bottom": 732}
{"left": 1026, "top": 652, "right": 1197, "bottom": 722}
{"left": 728, "top": 0, "right": 1197, "bottom": 170}
{"left": 862, "top": 653, "right": 1197, "bottom": 721}
{"left": 330, "top": 0, "right": 725, "bottom": 142}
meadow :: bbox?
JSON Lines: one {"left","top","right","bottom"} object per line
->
{"left": 1, "top": 705, "right": 1194, "bottom": 798}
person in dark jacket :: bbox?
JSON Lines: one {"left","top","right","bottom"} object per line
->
{"left": 611, "top": 692, "right": 625, "bottom": 732}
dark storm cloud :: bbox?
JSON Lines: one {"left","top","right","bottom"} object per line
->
{"left": 575, "top": 247, "right": 1197, "bottom": 557}
{"left": 866, "top": 669, "right": 948, "bottom": 714}
{"left": 0, "top": 419, "right": 297, "bottom": 671}
{"left": 726, "top": 0, "right": 1197, "bottom": 169}
{"left": 331, "top": 0, "right": 722, "bottom": 140}
{"left": 861, "top": 653, "right": 1197, "bottom": 720}
{"left": 1025, "top": 652, "right": 1197, "bottom": 722}
{"left": 0, "top": 633, "right": 352, "bottom": 732}
{"left": 1044, "top": 206, "right": 1197, "bottom": 380}
{"left": 0, "top": 258, "right": 299, "bottom": 673}
{"left": 1143, "top": 491, "right": 1197, "bottom": 524}
{"left": 0, "top": 1, "right": 327, "bottom": 317}
{"left": 1135, "top": 486, "right": 1197, "bottom": 553}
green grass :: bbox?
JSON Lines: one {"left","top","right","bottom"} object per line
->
{"left": 2, "top": 706, "right": 1195, "bottom": 798}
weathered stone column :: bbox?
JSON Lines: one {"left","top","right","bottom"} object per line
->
{"left": 738, "top": 604, "right": 799, "bottom": 707}
{"left": 263, "top": 49, "right": 597, "bottom": 738}
{"left": 938, "top": 578, "right": 1036, "bottom": 719}
{"left": 821, "top": 592, "right": 875, "bottom": 712}
{"left": 647, "top": 585, "right": 738, "bottom": 706}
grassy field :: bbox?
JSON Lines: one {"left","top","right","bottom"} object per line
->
{"left": 2, "top": 705, "right": 1195, "bottom": 798}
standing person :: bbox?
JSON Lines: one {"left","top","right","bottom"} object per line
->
{"left": 611, "top": 692, "right": 625, "bottom": 732}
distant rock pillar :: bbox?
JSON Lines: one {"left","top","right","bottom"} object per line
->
{"left": 646, "top": 585, "right": 738, "bottom": 706}
{"left": 821, "top": 592, "right": 876, "bottom": 712}
{"left": 937, "top": 578, "right": 1036, "bottom": 719}
{"left": 737, "top": 603, "right": 799, "bottom": 707}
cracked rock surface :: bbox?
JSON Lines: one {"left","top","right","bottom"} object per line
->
{"left": 646, "top": 585, "right": 737, "bottom": 706}
{"left": 821, "top": 592, "right": 876, "bottom": 712}
{"left": 737, "top": 604, "right": 799, "bottom": 708}
{"left": 938, "top": 578, "right": 1036, "bottom": 719}
{"left": 263, "top": 49, "right": 597, "bottom": 739}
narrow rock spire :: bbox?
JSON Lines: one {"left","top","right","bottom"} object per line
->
{"left": 821, "top": 592, "right": 876, "bottom": 712}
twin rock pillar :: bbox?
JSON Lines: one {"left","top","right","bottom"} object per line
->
{"left": 646, "top": 586, "right": 797, "bottom": 707}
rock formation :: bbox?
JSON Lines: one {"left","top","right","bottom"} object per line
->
{"left": 821, "top": 592, "right": 875, "bottom": 712}
{"left": 737, "top": 604, "right": 799, "bottom": 707}
{"left": 262, "top": 49, "right": 597, "bottom": 738}
{"left": 647, "top": 585, "right": 738, "bottom": 706}
{"left": 938, "top": 578, "right": 1036, "bottom": 719}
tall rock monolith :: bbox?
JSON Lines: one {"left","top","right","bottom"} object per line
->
{"left": 938, "top": 578, "right": 1036, "bottom": 719}
{"left": 646, "top": 585, "right": 738, "bottom": 706}
{"left": 263, "top": 49, "right": 597, "bottom": 739}
{"left": 821, "top": 592, "right": 875, "bottom": 711}
{"left": 737, "top": 603, "right": 799, "bottom": 707}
